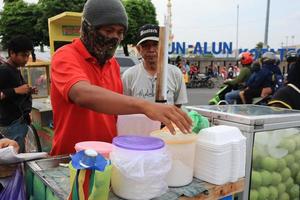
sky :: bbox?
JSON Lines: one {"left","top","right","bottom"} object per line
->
{"left": 0, "top": 0, "right": 299, "bottom": 50}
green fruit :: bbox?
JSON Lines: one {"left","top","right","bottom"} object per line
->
{"left": 251, "top": 171, "right": 262, "bottom": 189}
{"left": 278, "top": 192, "right": 290, "bottom": 200}
{"left": 269, "top": 186, "right": 279, "bottom": 200}
{"left": 280, "top": 139, "right": 296, "bottom": 153}
{"left": 277, "top": 158, "right": 287, "bottom": 172}
{"left": 285, "top": 177, "right": 294, "bottom": 191}
{"left": 252, "top": 149, "right": 263, "bottom": 169}
{"left": 250, "top": 189, "right": 259, "bottom": 200}
{"left": 261, "top": 156, "right": 278, "bottom": 171}
{"left": 258, "top": 186, "right": 270, "bottom": 200}
{"left": 284, "top": 155, "right": 295, "bottom": 166}
{"left": 281, "top": 168, "right": 292, "bottom": 182}
{"left": 294, "top": 135, "right": 300, "bottom": 149}
{"left": 289, "top": 184, "right": 300, "bottom": 198}
{"left": 296, "top": 172, "right": 300, "bottom": 184}
{"left": 293, "top": 150, "right": 300, "bottom": 161}
{"left": 290, "top": 163, "right": 300, "bottom": 177}
{"left": 272, "top": 172, "right": 282, "bottom": 186}
{"left": 277, "top": 183, "right": 286, "bottom": 193}
{"left": 261, "top": 170, "right": 272, "bottom": 186}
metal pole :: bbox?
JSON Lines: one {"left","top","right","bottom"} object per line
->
{"left": 235, "top": 4, "right": 239, "bottom": 58}
{"left": 264, "top": 0, "right": 270, "bottom": 48}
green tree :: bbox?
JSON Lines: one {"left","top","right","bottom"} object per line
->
{"left": 35, "top": 0, "right": 86, "bottom": 48}
{"left": 0, "top": 0, "right": 40, "bottom": 49}
{"left": 122, "top": 0, "right": 157, "bottom": 56}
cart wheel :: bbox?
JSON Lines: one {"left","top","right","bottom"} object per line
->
{"left": 24, "top": 124, "right": 42, "bottom": 153}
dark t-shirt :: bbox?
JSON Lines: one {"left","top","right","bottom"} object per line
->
{"left": 0, "top": 63, "right": 32, "bottom": 126}
{"left": 268, "top": 84, "right": 300, "bottom": 110}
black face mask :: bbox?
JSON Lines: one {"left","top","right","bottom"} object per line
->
{"left": 81, "top": 20, "right": 120, "bottom": 66}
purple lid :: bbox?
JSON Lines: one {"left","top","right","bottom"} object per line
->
{"left": 113, "top": 136, "right": 165, "bottom": 151}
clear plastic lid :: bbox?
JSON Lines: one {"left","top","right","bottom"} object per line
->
{"left": 150, "top": 130, "right": 198, "bottom": 144}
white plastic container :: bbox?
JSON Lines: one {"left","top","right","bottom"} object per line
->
{"left": 117, "top": 114, "right": 161, "bottom": 136}
{"left": 194, "top": 125, "right": 246, "bottom": 185}
{"left": 151, "top": 130, "right": 197, "bottom": 187}
{"left": 110, "top": 136, "right": 171, "bottom": 200}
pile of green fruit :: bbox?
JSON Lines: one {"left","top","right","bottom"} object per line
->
{"left": 250, "top": 129, "right": 300, "bottom": 200}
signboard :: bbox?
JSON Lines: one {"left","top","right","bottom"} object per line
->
{"left": 62, "top": 25, "right": 80, "bottom": 36}
{"left": 169, "top": 41, "right": 300, "bottom": 61}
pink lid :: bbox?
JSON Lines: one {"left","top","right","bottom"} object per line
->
{"left": 75, "top": 141, "right": 113, "bottom": 158}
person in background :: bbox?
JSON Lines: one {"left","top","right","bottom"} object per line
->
{"left": 0, "top": 136, "right": 20, "bottom": 193}
{"left": 286, "top": 50, "right": 298, "bottom": 83}
{"left": 0, "top": 35, "right": 37, "bottom": 153}
{"left": 224, "top": 52, "right": 253, "bottom": 104}
{"left": 240, "top": 52, "right": 281, "bottom": 104}
{"left": 268, "top": 56, "right": 300, "bottom": 110}
{"left": 122, "top": 24, "right": 188, "bottom": 107}
{"left": 50, "top": 0, "right": 192, "bottom": 156}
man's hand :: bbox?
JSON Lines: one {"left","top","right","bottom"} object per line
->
{"left": 30, "top": 86, "right": 38, "bottom": 94}
{"left": 142, "top": 102, "right": 192, "bottom": 134}
{"left": 14, "top": 84, "right": 31, "bottom": 94}
{"left": 0, "top": 138, "right": 19, "bottom": 153}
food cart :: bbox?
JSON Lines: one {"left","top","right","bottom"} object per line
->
{"left": 25, "top": 155, "right": 244, "bottom": 200}
{"left": 186, "top": 104, "right": 300, "bottom": 199}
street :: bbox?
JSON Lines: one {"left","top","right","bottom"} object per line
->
{"left": 186, "top": 87, "right": 219, "bottom": 106}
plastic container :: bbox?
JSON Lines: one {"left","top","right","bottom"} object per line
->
{"left": 151, "top": 130, "right": 198, "bottom": 187}
{"left": 117, "top": 114, "right": 161, "bottom": 136}
{"left": 110, "top": 136, "right": 171, "bottom": 200}
{"left": 74, "top": 141, "right": 113, "bottom": 158}
{"left": 194, "top": 125, "right": 246, "bottom": 185}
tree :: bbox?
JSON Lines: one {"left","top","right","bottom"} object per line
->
{"left": 122, "top": 0, "right": 158, "bottom": 56}
{"left": 35, "top": 0, "right": 86, "bottom": 48}
{"left": 0, "top": 0, "right": 40, "bottom": 49}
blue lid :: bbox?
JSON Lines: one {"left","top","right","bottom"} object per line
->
{"left": 113, "top": 136, "right": 165, "bottom": 151}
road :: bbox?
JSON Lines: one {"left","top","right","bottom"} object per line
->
{"left": 186, "top": 88, "right": 219, "bottom": 106}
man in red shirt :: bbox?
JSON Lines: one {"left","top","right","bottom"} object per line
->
{"left": 50, "top": 0, "right": 192, "bottom": 155}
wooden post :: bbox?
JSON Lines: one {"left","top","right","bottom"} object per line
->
{"left": 155, "top": 26, "right": 169, "bottom": 103}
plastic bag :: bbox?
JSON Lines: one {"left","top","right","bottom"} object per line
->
{"left": 0, "top": 166, "right": 26, "bottom": 200}
{"left": 110, "top": 147, "right": 171, "bottom": 181}
{"left": 188, "top": 111, "right": 209, "bottom": 133}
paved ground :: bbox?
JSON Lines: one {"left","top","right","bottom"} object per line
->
{"left": 186, "top": 88, "right": 219, "bottom": 106}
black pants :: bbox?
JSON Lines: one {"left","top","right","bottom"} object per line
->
{"left": 244, "top": 88, "right": 263, "bottom": 104}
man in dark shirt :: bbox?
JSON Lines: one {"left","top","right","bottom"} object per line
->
{"left": 0, "top": 35, "right": 36, "bottom": 152}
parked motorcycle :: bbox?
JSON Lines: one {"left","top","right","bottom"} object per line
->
{"left": 187, "top": 74, "right": 215, "bottom": 89}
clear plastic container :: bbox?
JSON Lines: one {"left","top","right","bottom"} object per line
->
{"left": 117, "top": 114, "right": 161, "bottom": 136}
{"left": 110, "top": 136, "right": 171, "bottom": 200}
{"left": 151, "top": 130, "right": 197, "bottom": 187}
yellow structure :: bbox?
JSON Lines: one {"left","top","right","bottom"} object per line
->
{"left": 48, "top": 12, "right": 82, "bottom": 56}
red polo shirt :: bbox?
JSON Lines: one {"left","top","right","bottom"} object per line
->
{"left": 50, "top": 39, "right": 122, "bottom": 155}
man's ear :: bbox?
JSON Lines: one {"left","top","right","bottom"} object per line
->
{"left": 136, "top": 45, "right": 142, "bottom": 54}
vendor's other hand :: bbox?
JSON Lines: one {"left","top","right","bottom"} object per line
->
{"left": 14, "top": 84, "right": 30, "bottom": 94}
{"left": 143, "top": 102, "right": 192, "bottom": 134}
{"left": 30, "top": 86, "right": 38, "bottom": 94}
{"left": 0, "top": 138, "right": 19, "bottom": 153}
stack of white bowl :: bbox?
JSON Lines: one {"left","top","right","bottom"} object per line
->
{"left": 194, "top": 125, "right": 246, "bottom": 185}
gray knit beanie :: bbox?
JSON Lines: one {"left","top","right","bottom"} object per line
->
{"left": 83, "top": 0, "right": 128, "bottom": 31}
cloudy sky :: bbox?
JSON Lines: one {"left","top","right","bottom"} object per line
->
{"left": 152, "top": 0, "right": 300, "bottom": 49}
{"left": 1, "top": 0, "right": 299, "bottom": 49}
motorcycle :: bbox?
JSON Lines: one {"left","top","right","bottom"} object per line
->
{"left": 187, "top": 74, "right": 215, "bottom": 89}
